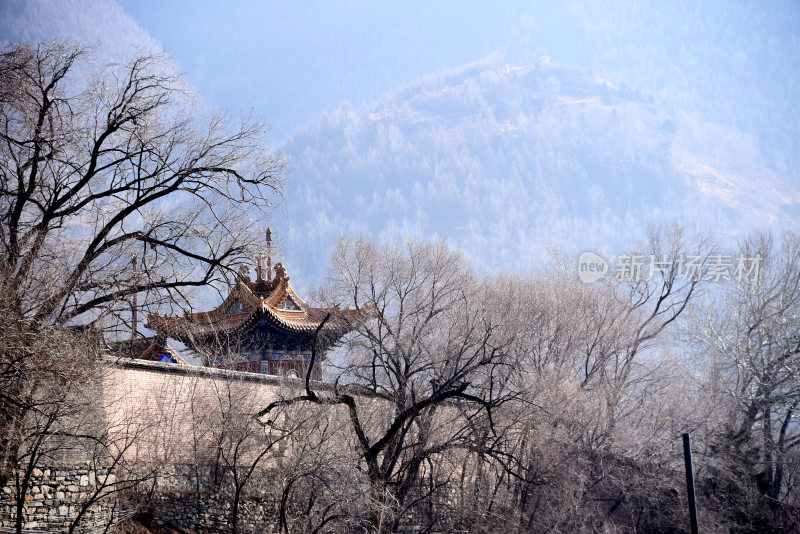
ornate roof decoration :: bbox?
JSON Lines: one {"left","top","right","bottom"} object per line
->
{"left": 146, "top": 262, "right": 359, "bottom": 343}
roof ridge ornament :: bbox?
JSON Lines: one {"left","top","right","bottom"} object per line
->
{"left": 273, "top": 262, "right": 287, "bottom": 282}
{"left": 255, "top": 227, "right": 274, "bottom": 282}
{"left": 238, "top": 264, "right": 251, "bottom": 281}
{"left": 266, "top": 227, "right": 272, "bottom": 282}
{"left": 255, "top": 253, "right": 267, "bottom": 282}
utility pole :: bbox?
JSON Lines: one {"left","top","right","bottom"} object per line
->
{"left": 683, "top": 433, "right": 699, "bottom": 534}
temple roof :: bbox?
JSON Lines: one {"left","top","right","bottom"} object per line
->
{"left": 145, "top": 263, "right": 358, "bottom": 343}
{"left": 109, "top": 335, "right": 189, "bottom": 365}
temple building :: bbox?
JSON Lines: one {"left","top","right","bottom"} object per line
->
{"left": 144, "top": 250, "right": 356, "bottom": 381}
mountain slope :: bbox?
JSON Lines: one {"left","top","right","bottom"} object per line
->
{"left": 280, "top": 54, "right": 799, "bottom": 283}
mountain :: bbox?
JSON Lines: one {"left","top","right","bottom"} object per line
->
{"left": 0, "top": 0, "right": 162, "bottom": 62}
{"left": 279, "top": 53, "right": 800, "bottom": 285}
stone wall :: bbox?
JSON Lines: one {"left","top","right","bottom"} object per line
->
{"left": 0, "top": 464, "right": 284, "bottom": 533}
{"left": 0, "top": 358, "right": 374, "bottom": 532}
{"left": 0, "top": 358, "right": 327, "bottom": 532}
{"left": 0, "top": 463, "right": 117, "bottom": 532}
{"left": 148, "top": 490, "right": 277, "bottom": 533}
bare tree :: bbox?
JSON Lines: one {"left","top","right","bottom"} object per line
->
{"left": 0, "top": 312, "right": 103, "bottom": 533}
{"left": 260, "top": 238, "right": 517, "bottom": 532}
{"left": 452, "top": 225, "right": 716, "bottom": 532}
{"left": 65, "top": 405, "right": 166, "bottom": 534}
{"left": 690, "top": 231, "right": 800, "bottom": 526}
{"left": 270, "top": 402, "right": 368, "bottom": 534}
{"left": 0, "top": 39, "right": 284, "bottom": 488}
{"left": 207, "top": 379, "right": 294, "bottom": 534}
{"left": 0, "top": 323, "right": 166, "bottom": 534}
{"left": 532, "top": 225, "right": 715, "bottom": 457}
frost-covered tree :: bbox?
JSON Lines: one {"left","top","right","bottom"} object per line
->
{"left": 692, "top": 231, "right": 800, "bottom": 526}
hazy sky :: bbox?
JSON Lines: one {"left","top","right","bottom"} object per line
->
{"left": 109, "top": 1, "right": 800, "bottom": 147}
{"left": 118, "top": 0, "right": 544, "bottom": 141}
{"left": 2, "top": 0, "right": 799, "bottom": 285}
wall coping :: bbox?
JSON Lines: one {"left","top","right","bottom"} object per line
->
{"left": 100, "top": 356, "right": 370, "bottom": 396}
